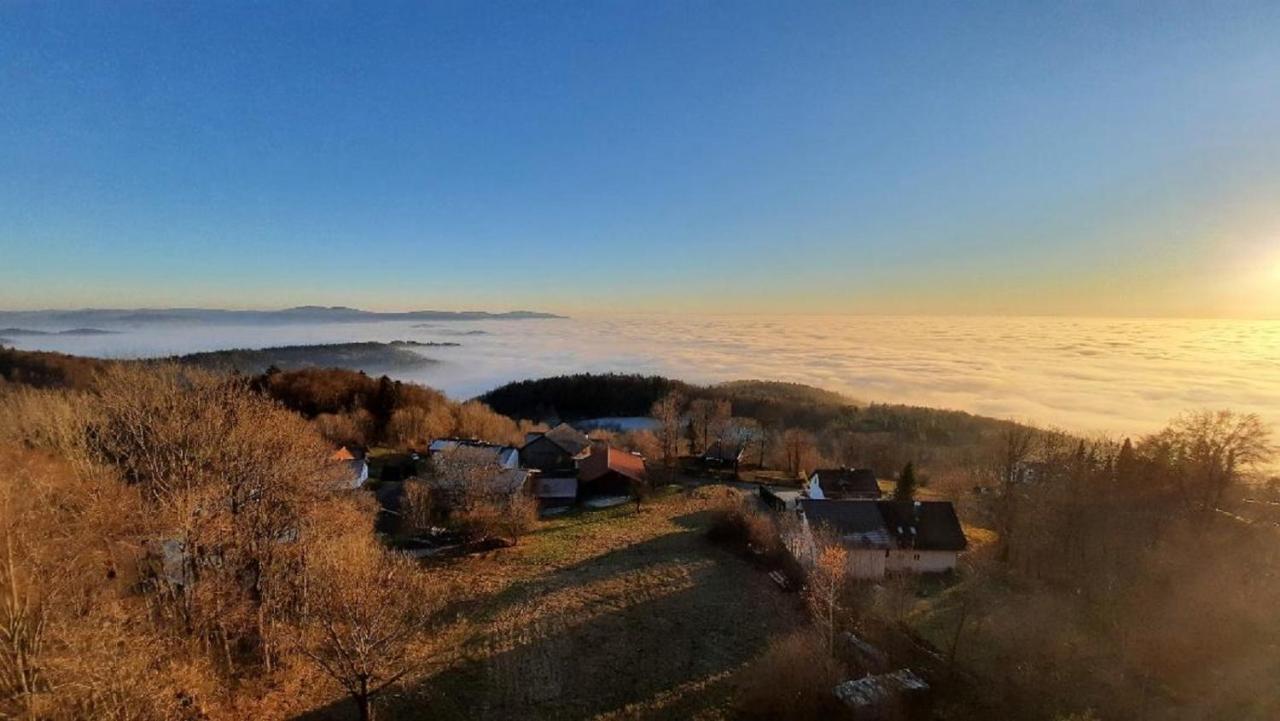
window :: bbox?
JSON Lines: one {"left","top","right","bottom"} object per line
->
{"left": 913, "top": 553, "right": 920, "bottom": 561}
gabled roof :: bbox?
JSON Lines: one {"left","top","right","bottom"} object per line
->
{"left": 877, "top": 501, "right": 968, "bottom": 551}
{"left": 800, "top": 499, "right": 892, "bottom": 549}
{"left": 428, "top": 439, "right": 519, "bottom": 468}
{"left": 799, "top": 499, "right": 967, "bottom": 552}
{"left": 810, "top": 468, "right": 881, "bottom": 499}
{"left": 579, "top": 445, "right": 646, "bottom": 484}
{"left": 523, "top": 423, "right": 590, "bottom": 456}
{"left": 703, "top": 440, "right": 744, "bottom": 463}
{"left": 834, "top": 669, "right": 929, "bottom": 709}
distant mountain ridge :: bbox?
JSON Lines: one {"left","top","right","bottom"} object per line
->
{"left": 174, "top": 340, "right": 446, "bottom": 374}
{"left": 0, "top": 306, "right": 566, "bottom": 326}
{"left": 0, "top": 327, "right": 119, "bottom": 336}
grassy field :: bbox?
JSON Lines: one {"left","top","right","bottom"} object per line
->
{"left": 299, "top": 488, "right": 807, "bottom": 721}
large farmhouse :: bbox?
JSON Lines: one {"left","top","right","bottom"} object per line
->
{"left": 795, "top": 499, "right": 967, "bottom": 578}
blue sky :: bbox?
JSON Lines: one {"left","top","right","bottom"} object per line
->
{"left": 3, "top": 2, "right": 1279, "bottom": 316}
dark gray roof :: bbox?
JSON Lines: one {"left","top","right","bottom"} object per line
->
{"left": 702, "top": 440, "right": 744, "bottom": 463}
{"left": 834, "top": 669, "right": 929, "bottom": 709}
{"left": 800, "top": 499, "right": 892, "bottom": 549}
{"left": 877, "top": 501, "right": 968, "bottom": 551}
{"left": 800, "top": 499, "right": 967, "bottom": 552}
{"left": 525, "top": 423, "right": 590, "bottom": 456}
{"left": 811, "top": 468, "right": 881, "bottom": 499}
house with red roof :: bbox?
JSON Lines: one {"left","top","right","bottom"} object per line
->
{"left": 578, "top": 445, "right": 647, "bottom": 499}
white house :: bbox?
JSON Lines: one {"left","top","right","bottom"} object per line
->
{"left": 330, "top": 447, "right": 369, "bottom": 489}
{"left": 792, "top": 499, "right": 967, "bottom": 579}
{"left": 806, "top": 468, "right": 882, "bottom": 500}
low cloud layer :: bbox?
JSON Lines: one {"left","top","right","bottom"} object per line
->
{"left": 12, "top": 315, "right": 1280, "bottom": 438}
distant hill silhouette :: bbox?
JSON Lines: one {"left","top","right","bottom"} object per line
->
{"left": 0, "top": 306, "right": 565, "bottom": 326}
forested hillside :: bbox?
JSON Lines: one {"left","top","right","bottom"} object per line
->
{"left": 479, "top": 373, "right": 1023, "bottom": 477}
{"left": 0, "top": 347, "right": 525, "bottom": 450}
{"left": 175, "top": 340, "right": 451, "bottom": 373}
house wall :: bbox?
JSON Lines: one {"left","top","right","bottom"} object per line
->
{"left": 579, "top": 470, "right": 632, "bottom": 498}
{"left": 885, "top": 549, "right": 957, "bottom": 574}
{"left": 791, "top": 517, "right": 957, "bottom": 579}
{"left": 352, "top": 460, "right": 369, "bottom": 488}
{"left": 846, "top": 549, "right": 888, "bottom": 579}
{"left": 498, "top": 449, "right": 519, "bottom": 469}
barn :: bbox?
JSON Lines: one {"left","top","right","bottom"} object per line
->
{"left": 577, "top": 445, "right": 647, "bottom": 499}
{"left": 519, "top": 423, "right": 591, "bottom": 473}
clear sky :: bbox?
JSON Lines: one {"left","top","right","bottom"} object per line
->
{"left": 2, "top": 2, "right": 1279, "bottom": 317}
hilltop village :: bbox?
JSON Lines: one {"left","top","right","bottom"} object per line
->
{"left": 1, "top": 352, "right": 1275, "bottom": 721}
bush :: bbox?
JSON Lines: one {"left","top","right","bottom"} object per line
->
{"left": 706, "top": 493, "right": 781, "bottom": 556}
{"left": 454, "top": 493, "right": 539, "bottom": 546}
{"left": 735, "top": 629, "right": 845, "bottom": 720}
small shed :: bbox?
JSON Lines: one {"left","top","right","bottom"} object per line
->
{"left": 535, "top": 476, "right": 579, "bottom": 511}
{"left": 833, "top": 668, "right": 931, "bottom": 720}
{"left": 760, "top": 485, "right": 803, "bottom": 511}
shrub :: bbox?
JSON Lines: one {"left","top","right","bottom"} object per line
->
{"left": 706, "top": 492, "right": 782, "bottom": 558}
{"left": 735, "top": 629, "right": 845, "bottom": 720}
{"left": 454, "top": 493, "right": 539, "bottom": 546}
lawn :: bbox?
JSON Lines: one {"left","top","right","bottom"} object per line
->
{"left": 300, "top": 488, "right": 807, "bottom": 721}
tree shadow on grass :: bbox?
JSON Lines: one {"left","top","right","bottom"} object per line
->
{"left": 292, "top": 517, "right": 804, "bottom": 721}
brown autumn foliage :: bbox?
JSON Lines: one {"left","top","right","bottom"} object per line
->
{"left": 649, "top": 390, "right": 685, "bottom": 467}
{"left": 0, "top": 345, "right": 109, "bottom": 390}
{"left": 314, "top": 409, "right": 375, "bottom": 448}
{"left": 734, "top": 629, "right": 845, "bottom": 721}
{"left": 297, "top": 532, "right": 439, "bottom": 721}
{"left": 399, "top": 478, "right": 437, "bottom": 537}
{"left": 452, "top": 400, "right": 521, "bottom": 445}
{"left": 450, "top": 484, "right": 539, "bottom": 546}
{"left": 4, "top": 350, "right": 1278, "bottom": 720}
{"left": 806, "top": 542, "right": 848, "bottom": 654}
{"left": 0, "top": 364, "right": 440, "bottom": 720}
{"left": 615, "top": 428, "right": 661, "bottom": 458}
{"left": 253, "top": 367, "right": 522, "bottom": 449}
{"left": 704, "top": 490, "right": 785, "bottom": 561}
{"left": 929, "top": 410, "right": 1280, "bottom": 719}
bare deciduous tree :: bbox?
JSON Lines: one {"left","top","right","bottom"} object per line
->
{"left": 386, "top": 405, "right": 453, "bottom": 450}
{"left": 782, "top": 428, "right": 817, "bottom": 478}
{"left": 453, "top": 400, "right": 521, "bottom": 445}
{"left": 299, "top": 537, "right": 438, "bottom": 721}
{"left": 806, "top": 535, "right": 848, "bottom": 654}
{"left": 994, "top": 425, "right": 1036, "bottom": 564}
{"left": 1145, "top": 410, "right": 1273, "bottom": 516}
{"left": 400, "top": 478, "right": 436, "bottom": 537}
{"left": 650, "top": 391, "right": 685, "bottom": 468}
{"left": 687, "top": 398, "right": 731, "bottom": 454}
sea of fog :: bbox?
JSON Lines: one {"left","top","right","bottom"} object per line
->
{"left": 7, "top": 314, "right": 1279, "bottom": 438}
